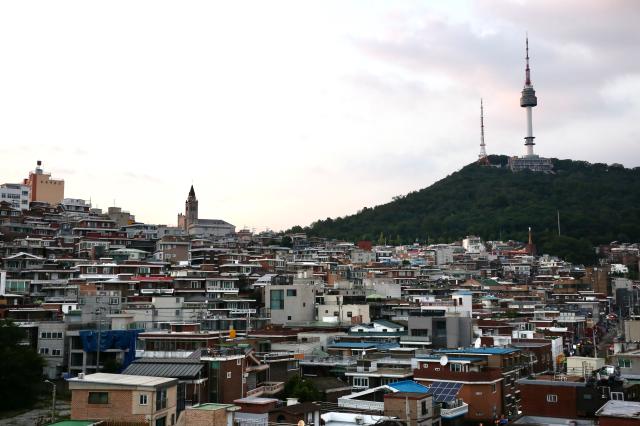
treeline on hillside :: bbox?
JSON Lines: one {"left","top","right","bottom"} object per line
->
{"left": 291, "top": 156, "right": 640, "bottom": 265}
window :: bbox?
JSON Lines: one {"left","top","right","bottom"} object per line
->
{"left": 287, "top": 316, "right": 292, "bottom": 321}
{"left": 270, "top": 290, "right": 284, "bottom": 310}
{"left": 156, "top": 389, "right": 167, "bottom": 410}
{"left": 139, "top": 394, "right": 148, "bottom": 405}
{"left": 347, "top": 312, "right": 352, "bottom": 318}
{"left": 88, "top": 392, "right": 109, "bottom": 404}
{"left": 237, "top": 359, "right": 241, "bottom": 366}
{"left": 52, "top": 349, "right": 61, "bottom": 356}
{"left": 286, "top": 289, "right": 297, "bottom": 297}
{"left": 618, "top": 359, "right": 632, "bottom": 368}
{"left": 611, "top": 392, "right": 624, "bottom": 401}
{"left": 546, "top": 394, "right": 558, "bottom": 403}
{"left": 450, "top": 363, "right": 463, "bottom": 372}
{"left": 421, "top": 400, "right": 428, "bottom": 416}
{"left": 353, "top": 377, "right": 369, "bottom": 388}
{"left": 39, "top": 348, "right": 49, "bottom": 355}
{"left": 227, "top": 372, "right": 232, "bottom": 379}
{"left": 492, "top": 383, "right": 497, "bottom": 393}
{"left": 175, "top": 310, "right": 181, "bottom": 317}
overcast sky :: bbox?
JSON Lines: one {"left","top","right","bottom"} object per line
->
{"left": 1, "top": 1, "right": 638, "bottom": 231}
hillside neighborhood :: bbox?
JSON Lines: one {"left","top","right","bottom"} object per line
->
{"left": 2, "top": 163, "right": 640, "bottom": 426}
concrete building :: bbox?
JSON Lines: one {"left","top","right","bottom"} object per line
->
{"left": 319, "top": 294, "right": 371, "bottom": 325}
{"left": 265, "top": 283, "right": 319, "bottom": 325}
{"left": 23, "top": 160, "right": 65, "bottom": 204}
{"left": 107, "top": 206, "right": 136, "bottom": 228}
{"left": 37, "top": 321, "right": 68, "bottom": 379}
{"left": 406, "top": 314, "right": 472, "bottom": 349}
{"left": 0, "top": 183, "right": 30, "bottom": 210}
{"left": 624, "top": 319, "right": 640, "bottom": 343}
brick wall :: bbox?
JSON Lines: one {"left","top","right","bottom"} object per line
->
{"left": 182, "top": 407, "right": 228, "bottom": 426}
{"left": 71, "top": 389, "right": 140, "bottom": 422}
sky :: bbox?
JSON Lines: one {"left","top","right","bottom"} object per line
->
{"left": 1, "top": 1, "right": 638, "bottom": 232}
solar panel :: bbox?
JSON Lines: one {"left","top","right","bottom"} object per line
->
{"left": 427, "top": 381, "right": 463, "bottom": 402}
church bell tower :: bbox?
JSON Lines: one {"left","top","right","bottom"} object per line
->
{"left": 185, "top": 185, "right": 198, "bottom": 230}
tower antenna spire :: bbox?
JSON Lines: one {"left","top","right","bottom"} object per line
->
{"left": 478, "top": 98, "right": 489, "bottom": 165}
{"left": 525, "top": 33, "right": 531, "bottom": 87}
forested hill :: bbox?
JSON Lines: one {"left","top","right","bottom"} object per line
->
{"left": 298, "top": 156, "right": 640, "bottom": 265}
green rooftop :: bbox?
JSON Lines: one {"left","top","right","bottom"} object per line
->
{"left": 191, "top": 403, "right": 238, "bottom": 411}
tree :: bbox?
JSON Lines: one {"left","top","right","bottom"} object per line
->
{"left": 0, "top": 320, "right": 45, "bottom": 410}
{"left": 282, "top": 375, "right": 322, "bottom": 402}
{"left": 280, "top": 236, "right": 293, "bottom": 248}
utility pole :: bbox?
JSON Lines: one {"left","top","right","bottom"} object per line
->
{"left": 95, "top": 299, "right": 105, "bottom": 373}
{"left": 44, "top": 380, "right": 56, "bottom": 422}
{"left": 557, "top": 210, "right": 561, "bottom": 236}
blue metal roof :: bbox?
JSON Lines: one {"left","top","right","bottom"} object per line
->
{"left": 329, "top": 342, "right": 376, "bottom": 349}
{"left": 416, "top": 355, "right": 484, "bottom": 362}
{"left": 435, "top": 347, "right": 519, "bottom": 355}
{"left": 389, "top": 380, "right": 430, "bottom": 394}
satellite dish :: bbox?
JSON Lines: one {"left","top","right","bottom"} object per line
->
{"left": 439, "top": 355, "right": 449, "bottom": 366}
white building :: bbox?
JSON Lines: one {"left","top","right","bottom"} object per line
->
{"left": 0, "top": 183, "right": 30, "bottom": 210}
{"left": 462, "top": 236, "right": 486, "bottom": 254}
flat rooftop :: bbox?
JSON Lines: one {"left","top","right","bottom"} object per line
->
{"left": 596, "top": 400, "right": 640, "bottom": 419}
{"left": 191, "top": 403, "right": 239, "bottom": 411}
{"left": 68, "top": 373, "right": 177, "bottom": 387}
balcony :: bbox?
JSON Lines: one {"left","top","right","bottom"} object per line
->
{"left": 337, "top": 398, "right": 385, "bottom": 412}
{"left": 414, "top": 366, "right": 502, "bottom": 383}
{"left": 246, "top": 381, "right": 284, "bottom": 397}
{"left": 440, "top": 401, "right": 469, "bottom": 419}
{"left": 299, "top": 356, "right": 356, "bottom": 367}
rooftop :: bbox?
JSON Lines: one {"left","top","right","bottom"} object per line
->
{"left": 67, "top": 373, "right": 177, "bottom": 387}
{"left": 596, "top": 400, "right": 640, "bottom": 419}
{"left": 388, "top": 380, "right": 430, "bottom": 394}
{"left": 190, "top": 403, "right": 239, "bottom": 411}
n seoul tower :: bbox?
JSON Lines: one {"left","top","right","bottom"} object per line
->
{"left": 520, "top": 36, "right": 537, "bottom": 157}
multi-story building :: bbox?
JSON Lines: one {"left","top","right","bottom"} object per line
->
{"left": 0, "top": 183, "right": 30, "bottom": 210}
{"left": 265, "top": 282, "right": 320, "bottom": 325}
{"left": 37, "top": 321, "right": 68, "bottom": 379}
{"left": 23, "top": 161, "right": 65, "bottom": 205}
{"left": 68, "top": 373, "right": 178, "bottom": 425}
{"left": 413, "top": 347, "right": 524, "bottom": 423}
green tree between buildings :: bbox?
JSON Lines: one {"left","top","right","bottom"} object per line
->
{"left": 0, "top": 319, "right": 45, "bottom": 411}
{"left": 283, "top": 375, "right": 322, "bottom": 402}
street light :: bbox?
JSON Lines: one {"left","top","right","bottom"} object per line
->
{"left": 44, "top": 379, "right": 56, "bottom": 422}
